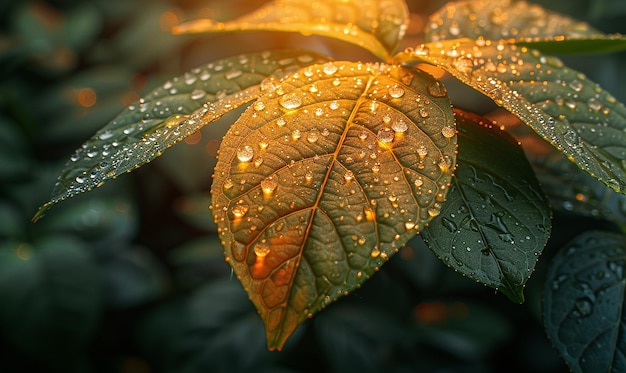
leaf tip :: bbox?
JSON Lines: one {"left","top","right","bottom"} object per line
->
{"left": 32, "top": 203, "right": 52, "bottom": 223}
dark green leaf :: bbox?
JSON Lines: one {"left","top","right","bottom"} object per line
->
{"left": 423, "top": 110, "right": 551, "bottom": 303}
{"left": 174, "top": 0, "right": 409, "bottom": 60}
{"left": 396, "top": 39, "right": 626, "bottom": 194}
{"left": 0, "top": 239, "right": 102, "bottom": 361}
{"left": 544, "top": 231, "right": 626, "bottom": 373}
{"left": 211, "top": 61, "right": 456, "bottom": 350}
{"left": 34, "top": 50, "right": 330, "bottom": 220}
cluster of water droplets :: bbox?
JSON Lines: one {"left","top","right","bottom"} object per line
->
{"left": 425, "top": 0, "right": 600, "bottom": 43}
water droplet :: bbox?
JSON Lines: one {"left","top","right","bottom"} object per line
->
{"left": 329, "top": 100, "right": 339, "bottom": 110}
{"left": 261, "top": 176, "right": 277, "bottom": 195}
{"left": 237, "top": 145, "right": 254, "bottom": 162}
{"left": 231, "top": 203, "right": 249, "bottom": 218}
{"left": 405, "top": 221, "right": 416, "bottom": 230}
{"left": 442, "top": 217, "right": 457, "bottom": 232}
{"left": 254, "top": 156, "right": 264, "bottom": 167}
{"left": 388, "top": 84, "right": 405, "bottom": 98}
{"left": 416, "top": 145, "right": 428, "bottom": 158}
{"left": 441, "top": 125, "right": 456, "bottom": 138}
{"left": 570, "top": 80, "right": 584, "bottom": 92}
{"left": 323, "top": 62, "right": 338, "bottom": 75}
{"left": 414, "top": 178, "right": 423, "bottom": 187}
{"left": 344, "top": 170, "right": 355, "bottom": 183}
{"left": 98, "top": 131, "right": 114, "bottom": 140}
{"left": 453, "top": 56, "right": 475, "bottom": 76}
{"left": 377, "top": 127, "right": 395, "bottom": 143}
{"left": 279, "top": 94, "right": 302, "bottom": 109}
{"left": 369, "top": 100, "right": 379, "bottom": 112}
{"left": 307, "top": 129, "right": 320, "bottom": 143}
{"left": 392, "top": 119, "right": 409, "bottom": 133}
{"left": 371, "top": 163, "right": 380, "bottom": 173}
{"left": 575, "top": 297, "right": 593, "bottom": 316}
{"left": 225, "top": 69, "right": 243, "bottom": 80}
{"left": 254, "top": 242, "right": 271, "bottom": 257}
{"left": 438, "top": 156, "right": 452, "bottom": 172}
{"left": 370, "top": 247, "right": 381, "bottom": 258}
{"left": 191, "top": 89, "right": 206, "bottom": 100}
{"left": 496, "top": 63, "right": 508, "bottom": 74}
{"left": 315, "top": 107, "right": 324, "bottom": 117}
{"left": 419, "top": 108, "right": 429, "bottom": 118}
{"left": 75, "top": 176, "right": 85, "bottom": 183}
{"left": 276, "top": 118, "right": 286, "bottom": 127}
{"left": 253, "top": 101, "right": 266, "bottom": 111}
{"left": 292, "top": 129, "right": 301, "bottom": 141}
{"left": 223, "top": 178, "right": 234, "bottom": 190}
{"left": 305, "top": 171, "right": 314, "bottom": 184}
{"left": 428, "top": 207, "right": 440, "bottom": 217}
{"left": 427, "top": 81, "right": 447, "bottom": 97}
{"left": 260, "top": 77, "right": 278, "bottom": 92}
{"left": 359, "top": 130, "right": 369, "bottom": 140}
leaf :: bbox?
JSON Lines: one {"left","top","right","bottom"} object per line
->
{"left": 395, "top": 39, "right": 626, "bottom": 194}
{"left": 422, "top": 110, "right": 551, "bottom": 303}
{"left": 425, "top": 0, "right": 626, "bottom": 55}
{"left": 34, "top": 50, "right": 330, "bottom": 220}
{"left": 531, "top": 144, "right": 626, "bottom": 224}
{"left": 173, "top": 0, "right": 409, "bottom": 60}
{"left": 0, "top": 238, "right": 102, "bottom": 361}
{"left": 211, "top": 61, "right": 456, "bottom": 350}
{"left": 544, "top": 231, "right": 626, "bottom": 373}
{"left": 425, "top": 0, "right": 602, "bottom": 43}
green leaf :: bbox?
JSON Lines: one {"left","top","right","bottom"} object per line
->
{"left": 173, "top": 0, "right": 409, "bottom": 60}
{"left": 34, "top": 50, "right": 330, "bottom": 220}
{"left": 395, "top": 39, "right": 626, "bottom": 194}
{"left": 544, "top": 231, "right": 626, "bottom": 373}
{"left": 530, "top": 144, "right": 626, "bottom": 224}
{"left": 425, "top": 0, "right": 626, "bottom": 54}
{"left": 0, "top": 238, "right": 102, "bottom": 361}
{"left": 211, "top": 61, "right": 456, "bottom": 350}
{"left": 425, "top": 0, "right": 602, "bottom": 43}
{"left": 422, "top": 110, "right": 551, "bottom": 303}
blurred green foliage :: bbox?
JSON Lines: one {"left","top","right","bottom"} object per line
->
{"left": 1, "top": 0, "right": 625, "bottom": 372}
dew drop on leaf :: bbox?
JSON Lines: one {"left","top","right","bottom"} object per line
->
{"left": 276, "top": 118, "right": 286, "bottom": 127}
{"left": 388, "top": 84, "right": 405, "bottom": 98}
{"left": 392, "top": 119, "right": 408, "bottom": 133}
{"left": 323, "top": 62, "right": 338, "bottom": 75}
{"left": 279, "top": 94, "right": 303, "bottom": 110}
{"left": 191, "top": 89, "right": 206, "bottom": 100}
{"left": 261, "top": 176, "right": 278, "bottom": 195}
{"left": 254, "top": 242, "right": 271, "bottom": 257}
{"left": 307, "top": 129, "right": 319, "bottom": 143}
{"left": 427, "top": 80, "right": 448, "bottom": 97}
{"left": 232, "top": 203, "right": 249, "bottom": 218}
{"left": 441, "top": 125, "right": 456, "bottom": 138}
{"left": 237, "top": 145, "right": 254, "bottom": 162}
{"left": 329, "top": 100, "right": 339, "bottom": 110}
{"left": 254, "top": 101, "right": 266, "bottom": 111}
{"left": 377, "top": 127, "right": 395, "bottom": 143}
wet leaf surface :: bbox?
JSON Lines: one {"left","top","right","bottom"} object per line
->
{"left": 425, "top": 0, "right": 626, "bottom": 54}
{"left": 211, "top": 61, "right": 456, "bottom": 349}
{"left": 35, "top": 50, "right": 329, "bottom": 220}
{"left": 544, "top": 231, "right": 626, "bottom": 373}
{"left": 395, "top": 39, "right": 626, "bottom": 194}
{"left": 423, "top": 110, "right": 551, "bottom": 303}
{"left": 173, "top": 0, "right": 409, "bottom": 60}
{"left": 426, "top": 0, "right": 602, "bottom": 43}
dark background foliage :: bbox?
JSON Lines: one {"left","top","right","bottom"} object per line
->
{"left": 1, "top": 0, "right": 625, "bottom": 372}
